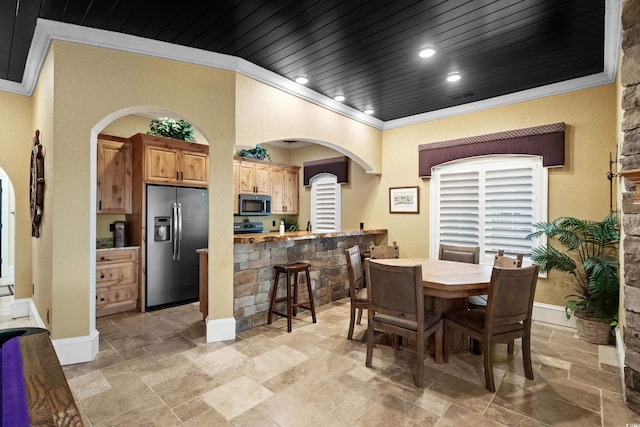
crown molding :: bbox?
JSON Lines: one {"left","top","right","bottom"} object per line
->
{"left": 0, "top": 1, "right": 622, "bottom": 131}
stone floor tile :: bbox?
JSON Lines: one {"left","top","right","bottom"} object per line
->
{"left": 93, "top": 395, "right": 179, "bottom": 427}
{"left": 570, "top": 362, "right": 622, "bottom": 393}
{"left": 67, "top": 370, "right": 111, "bottom": 400}
{"left": 201, "top": 376, "right": 274, "bottom": 420}
{"left": 151, "top": 367, "right": 221, "bottom": 408}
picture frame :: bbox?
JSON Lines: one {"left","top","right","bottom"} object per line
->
{"left": 389, "top": 186, "right": 419, "bottom": 214}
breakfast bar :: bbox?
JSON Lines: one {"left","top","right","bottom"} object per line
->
{"left": 198, "top": 229, "right": 387, "bottom": 331}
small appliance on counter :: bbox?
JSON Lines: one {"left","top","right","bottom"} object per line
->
{"left": 234, "top": 221, "right": 264, "bottom": 234}
{"left": 113, "top": 221, "right": 126, "bottom": 247}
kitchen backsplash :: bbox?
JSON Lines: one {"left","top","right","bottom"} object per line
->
{"left": 96, "top": 238, "right": 114, "bottom": 249}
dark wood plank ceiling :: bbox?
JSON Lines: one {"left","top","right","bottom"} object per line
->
{"left": 0, "top": 0, "right": 605, "bottom": 121}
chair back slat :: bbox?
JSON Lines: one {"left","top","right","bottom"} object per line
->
{"left": 369, "top": 241, "right": 400, "bottom": 259}
{"left": 345, "top": 246, "right": 363, "bottom": 292}
{"left": 365, "top": 259, "right": 422, "bottom": 319}
{"left": 485, "top": 265, "right": 540, "bottom": 328}
{"left": 438, "top": 244, "right": 480, "bottom": 264}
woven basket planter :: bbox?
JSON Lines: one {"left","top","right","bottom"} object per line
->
{"left": 574, "top": 310, "right": 612, "bottom": 345}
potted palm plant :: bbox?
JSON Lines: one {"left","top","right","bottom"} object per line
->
{"left": 528, "top": 214, "right": 619, "bottom": 344}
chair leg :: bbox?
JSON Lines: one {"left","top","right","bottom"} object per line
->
{"left": 304, "top": 268, "right": 317, "bottom": 323}
{"left": 415, "top": 333, "right": 424, "bottom": 388}
{"left": 522, "top": 335, "right": 534, "bottom": 380}
{"left": 366, "top": 324, "right": 374, "bottom": 368}
{"left": 292, "top": 272, "right": 298, "bottom": 317}
{"left": 434, "top": 320, "right": 443, "bottom": 365}
{"left": 347, "top": 304, "right": 356, "bottom": 340}
{"left": 482, "top": 339, "right": 495, "bottom": 393}
{"left": 268, "top": 271, "right": 280, "bottom": 325}
{"left": 356, "top": 307, "right": 363, "bottom": 325}
{"left": 285, "top": 272, "right": 292, "bottom": 333}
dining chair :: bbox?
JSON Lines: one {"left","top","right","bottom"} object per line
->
{"left": 468, "top": 250, "right": 524, "bottom": 308}
{"left": 364, "top": 259, "right": 442, "bottom": 388}
{"left": 344, "top": 245, "right": 368, "bottom": 340}
{"left": 369, "top": 241, "right": 400, "bottom": 259}
{"left": 468, "top": 250, "right": 525, "bottom": 353}
{"left": 438, "top": 244, "right": 480, "bottom": 264}
{"left": 443, "top": 264, "right": 540, "bottom": 392}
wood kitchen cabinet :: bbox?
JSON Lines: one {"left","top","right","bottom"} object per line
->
{"left": 270, "top": 166, "right": 300, "bottom": 214}
{"left": 131, "top": 133, "right": 209, "bottom": 188}
{"left": 97, "top": 135, "right": 132, "bottom": 214}
{"left": 96, "top": 248, "right": 139, "bottom": 317}
{"left": 237, "top": 159, "right": 270, "bottom": 195}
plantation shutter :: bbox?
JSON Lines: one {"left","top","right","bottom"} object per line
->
{"left": 484, "top": 165, "right": 535, "bottom": 256}
{"left": 438, "top": 170, "right": 480, "bottom": 246}
{"left": 311, "top": 174, "right": 341, "bottom": 232}
{"left": 431, "top": 156, "right": 545, "bottom": 264}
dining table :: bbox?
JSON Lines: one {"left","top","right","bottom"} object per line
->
{"left": 368, "top": 258, "right": 493, "bottom": 364}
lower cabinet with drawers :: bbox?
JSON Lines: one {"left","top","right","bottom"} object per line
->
{"left": 96, "top": 247, "right": 139, "bottom": 317}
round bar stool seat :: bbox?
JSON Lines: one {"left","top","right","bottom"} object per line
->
{"left": 268, "top": 262, "right": 317, "bottom": 332}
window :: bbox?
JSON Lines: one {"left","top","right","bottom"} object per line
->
{"left": 430, "top": 155, "right": 547, "bottom": 264}
{"left": 310, "top": 173, "right": 341, "bottom": 232}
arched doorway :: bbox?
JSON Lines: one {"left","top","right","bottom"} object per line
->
{"left": 90, "top": 107, "right": 210, "bottom": 334}
{"left": 0, "top": 166, "right": 15, "bottom": 281}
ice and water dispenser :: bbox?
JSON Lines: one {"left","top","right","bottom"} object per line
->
{"left": 154, "top": 217, "right": 171, "bottom": 242}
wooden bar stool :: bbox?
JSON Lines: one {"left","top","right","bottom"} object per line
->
{"left": 268, "top": 262, "right": 317, "bottom": 332}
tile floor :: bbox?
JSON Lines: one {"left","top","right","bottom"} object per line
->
{"left": 1, "top": 287, "right": 639, "bottom": 426}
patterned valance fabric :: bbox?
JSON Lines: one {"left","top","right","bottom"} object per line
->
{"left": 303, "top": 156, "right": 349, "bottom": 185}
{"left": 418, "top": 123, "right": 565, "bottom": 177}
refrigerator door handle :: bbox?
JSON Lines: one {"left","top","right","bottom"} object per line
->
{"left": 172, "top": 203, "right": 178, "bottom": 261}
{"left": 177, "top": 202, "right": 183, "bottom": 260}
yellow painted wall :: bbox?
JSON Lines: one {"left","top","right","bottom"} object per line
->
{"left": 235, "top": 74, "right": 383, "bottom": 173}
{"left": 30, "top": 48, "right": 55, "bottom": 327}
{"left": 381, "top": 84, "right": 618, "bottom": 306}
{"left": 0, "top": 91, "right": 33, "bottom": 299}
{"left": 29, "top": 41, "right": 236, "bottom": 338}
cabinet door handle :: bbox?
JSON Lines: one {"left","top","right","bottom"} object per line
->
{"left": 176, "top": 172, "right": 179, "bottom": 180}
{"left": 181, "top": 171, "right": 184, "bottom": 181}
{"left": 100, "top": 274, "right": 105, "bottom": 279}
{"left": 100, "top": 297, "right": 105, "bottom": 301}
{"left": 98, "top": 200, "right": 102, "bottom": 210}
{"left": 100, "top": 256, "right": 105, "bottom": 261}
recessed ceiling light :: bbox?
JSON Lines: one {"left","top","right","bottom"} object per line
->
{"left": 295, "top": 76, "right": 308, "bottom": 84}
{"left": 447, "top": 72, "right": 461, "bottom": 82}
{"left": 334, "top": 95, "right": 346, "bottom": 102}
{"left": 364, "top": 108, "right": 374, "bottom": 115}
{"left": 419, "top": 47, "right": 436, "bottom": 58}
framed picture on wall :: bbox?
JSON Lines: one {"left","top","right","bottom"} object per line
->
{"left": 389, "top": 186, "right": 419, "bottom": 214}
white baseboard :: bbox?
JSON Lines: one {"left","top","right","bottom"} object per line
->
{"left": 53, "top": 329, "right": 100, "bottom": 365}
{"left": 11, "top": 298, "right": 33, "bottom": 319}
{"left": 10, "top": 297, "right": 99, "bottom": 365}
{"left": 206, "top": 317, "right": 236, "bottom": 342}
{"left": 532, "top": 302, "right": 576, "bottom": 328}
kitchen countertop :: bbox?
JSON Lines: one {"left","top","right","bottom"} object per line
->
{"left": 96, "top": 246, "right": 139, "bottom": 252}
{"left": 232, "top": 228, "right": 387, "bottom": 245}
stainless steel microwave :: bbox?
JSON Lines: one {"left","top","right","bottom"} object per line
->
{"left": 238, "top": 194, "right": 271, "bottom": 216}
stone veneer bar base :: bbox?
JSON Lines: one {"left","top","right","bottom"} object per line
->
{"left": 233, "top": 230, "right": 387, "bottom": 332}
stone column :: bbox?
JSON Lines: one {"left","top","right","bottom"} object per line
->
{"left": 621, "top": 0, "right": 640, "bottom": 415}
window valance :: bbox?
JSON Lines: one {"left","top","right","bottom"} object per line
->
{"left": 303, "top": 156, "right": 349, "bottom": 186}
{"left": 418, "top": 122, "right": 565, "bottom": 177}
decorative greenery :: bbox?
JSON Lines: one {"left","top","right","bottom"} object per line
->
{"left": 148, "top": 117, "right": 196, "bottom": 142}
{"left": 527, "top": 214, "right": 619, "bottom": 322}
{"left": 237, "top": 144, "right": 271, "bottom": 161}
{"left": 282, "top": 217, "right": 299, "bottom": 231}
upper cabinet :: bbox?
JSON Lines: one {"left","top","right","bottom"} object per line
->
{"left": 270, "top": 166, "right": 300, "bottom": 215}
{"left": 97, "top": 135, "right": 132, "bottom": 214}
{"left": 234, "top": 158, "right": 300, "bottom": 215}
{"left": 130, "top": 133, "right": 209, "bottom": 188}
{"left": 238, "top": 160, "right": 271, "bottom": 195}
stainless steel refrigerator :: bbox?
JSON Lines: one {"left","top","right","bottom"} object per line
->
{"left": 146, "top": 185, "right": 208, "bottom": 310}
